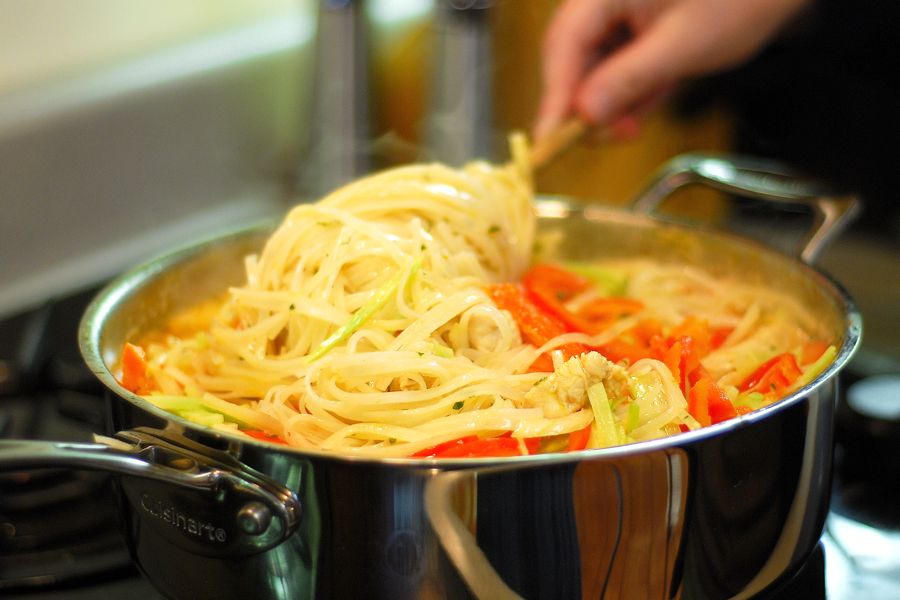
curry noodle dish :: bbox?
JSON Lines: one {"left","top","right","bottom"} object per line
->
{"left": 118, "top": 136, "right": 836, "bottom": 457}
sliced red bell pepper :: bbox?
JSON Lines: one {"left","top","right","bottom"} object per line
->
{"left": 689, "top": 376, "right": 738, "bottom": 425}
{"left": 710, "top": 326, "right": 734, "bottom": 350}
{"left": 523, "top": 437, "right": 541, "bottom": 454}
{"left": 522, "top": 264, "right": 643, "bottom": 335}
{"left": 485, "top": 283, "right": 566, "bottom": 344}
{"left": 705, "top": 378, "right": 738, "bottom": 424}
{"left": 566, "top": 424, "right": 591, "bottom": 451}
{"left": 410, "top": 435, "right": 479, "bottom": 458}
{"left": 485, "top": 283, "right": 588, "bottom": 371}
{"left": 574, "top": 297, "right": 645, "bottom": 332}
{"left": 688, "top": 378, "right": 712, "bottom": 427}
{"left": 651, "top": 338, "right": 684, "bottom": 390}
{"left": 589, "top": 318, "right": 662, "bottom": 364}
{"left": 121, "top": 342, "right": 150, "bottom": 394}
{"left": 739, "top": 352, "right": 803, "bottom": 396}
{"left": 668, "top": 316, "right": 712, "bottom": 358}
{"left": 644, "top": 317, "right": 719, "bottom": 393}
{"left": 432, "top": 436, "right": 524, "bottom": 458}
{"left": 242, "top": 430, "right": 289, "bottom": 445}
{"left": 523, "top": 263, "right": 592, "bottom": 303}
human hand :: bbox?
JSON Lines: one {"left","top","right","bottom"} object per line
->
{"left": 534, "top": 0, "right": 812, "bottom": 142}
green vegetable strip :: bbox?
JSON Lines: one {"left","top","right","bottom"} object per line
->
{"left": 587, "top": 383, "right": 622, "bottom": 449}
{"left": 304, "top": 255, "right": 423, "bottom": 364}
{"left": 625, "top": 402, "right": 640, "bottom": 433}
{"left": 201, "top": 394, "right": 282, "bottom": 434}
{"left": 144, "top": 395, "right": 203, "bottom": 411}
{"left": 792, "top": 344, "right": 838, "bottom": 390}
{"left": 564, "top": 262, "right": 628, "bottom": 295}
{"left": 179, "top": 409, "right": 225, "bottom": 427}
{"left": 734, "top": 391, "right": 765, "bottom": 411}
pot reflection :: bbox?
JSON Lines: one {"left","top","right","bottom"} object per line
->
{"left": 421, "top": 390, "right": 830, "bottom": 600}
{"left": 427, "top": 450, "right": 689, "bottom": 600}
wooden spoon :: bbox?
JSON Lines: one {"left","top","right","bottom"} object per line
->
{"left": 529, "top": 117, "right": 589, "bottom": 172}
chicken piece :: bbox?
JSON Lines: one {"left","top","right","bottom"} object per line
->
{"left": 522, "top": 352, "right": 630, "bottom": 418}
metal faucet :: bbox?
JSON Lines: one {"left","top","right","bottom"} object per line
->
{"left": 427, "top": 0, "right": 496, "bottom": 165}
{"left": 300, "top": 0, "right": 371, "bottom": 199}
{"left": 300, "top": 0, "right": 496, "bottom": 199}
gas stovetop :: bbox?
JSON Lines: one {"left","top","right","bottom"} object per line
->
{"left": 0, "top": 290, "right": 897, "bottom": 600}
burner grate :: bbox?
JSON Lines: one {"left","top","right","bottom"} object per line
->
{"left": 0, "top": 291, "right": 134, "bottom": 589}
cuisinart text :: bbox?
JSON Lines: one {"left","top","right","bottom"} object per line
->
{"left": 140, "top": 493, "right": 227, "bottom": 542}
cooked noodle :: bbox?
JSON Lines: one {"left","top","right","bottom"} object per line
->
{"left": 129, "top": 136, "right": 834, "bottom": 457}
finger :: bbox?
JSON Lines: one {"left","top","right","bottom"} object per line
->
{"left": 534, "top": 0, "right": 624, "bottom": 141}
{"left": 572, "top": 15, "right": 693, "bottom": 127}
{"left": 572, "top": 0, "right": 804, "bottom": 126}
{"left": 609, "top": 114, "right": 643, "bottom": 141}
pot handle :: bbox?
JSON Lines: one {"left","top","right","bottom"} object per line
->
{"left": 0, "top": 429, "right": 301, "bottom": 558}
{"left": 630, "top": 153, "right": 860, "bottom": 264}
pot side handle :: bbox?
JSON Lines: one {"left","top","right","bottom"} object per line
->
{"left": 630, "top": 153, "right": 860, "bottom": 264}
{"left": 0, "top": 430, "right": 302, "bottom": 558}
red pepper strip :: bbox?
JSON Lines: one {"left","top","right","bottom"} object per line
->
{"left": 652, "top": 339, "right": 684, "bottom": 390}
{"left": 485, "top": 283, "right": 588, "bottom": 371}
{"left": 645, "top": 317, "right": 718, "bottom": 393}
{"left": 487, "top": 430, "right": 539, "bottom": 454}
{"left": 688, "top": 378, "right": 712, "bottom": 427}
{"left": 689, "top": 376, "right": 738, "bottom": 425}
{"left": 590, "top": 320, "right": 654, "bottom": 364}
{"left": 591, "top": 338, "right": 648, "bottom": 365}
{"left": 739, "top": 353, "right": 803, "bottom": 396}
{"left": 710, "top": 326, "right": 734, "bottom": 350}
{"left": 121, "top": 342, "right": 151, "bottom": 394}
{"left": 689, "top": 366, "right": 738, "bottom": 424}
{"left": 590, "top": 318, "right": 662, "bottom": 364}
{"left": 706, "top": 380, "right": 739, "bottom": 424}
{"left": 566, "top": 425, "right": 591, "bottom": 451}
{"left": 688, "top": 364, "right": 713, "bottom": 386}
{"left": 574, "top": 297, "right": 645, "bottom": 332}
{"left": 433, "top": 436, "right": 524, "bottom": 458}
{"left": 522, "top": 264, "right": 595, "bottom": 333}
{"left": 410, "top": 435, "right": 479, "bottom": 458}
{"left": 523, "top": 264, "right": 643, "bottom": 335}
{"left": 668, "top": 317, "right": 712, "bottom": 356}
{"left": 242, "top": 430, "right": 289, "bottom": 445}
{"left": 523, "top": 263, "right": 593, "bottom": 304}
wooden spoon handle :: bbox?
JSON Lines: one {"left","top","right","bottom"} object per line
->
{"left": 529, "top": 118, "right": 589, "bottom": 172}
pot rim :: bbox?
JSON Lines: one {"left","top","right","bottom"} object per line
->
{"left": 79, "top": 197, "right": 863, "bottom": 467}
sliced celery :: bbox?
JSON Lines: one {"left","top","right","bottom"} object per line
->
{"left": 564, "top": 263, "right": 628, "bottom": 296}
{"left": 144, "top": 394, "right": 203, "bottom": 412}
{"left": 734, "top": 391, "right": 766, "bottom": 411}
{"left": 430, "top": 343, "right": 454, "bottom": 359}
{"left": 305, "top": 255, "right": 423, "bottom": 364}
{"left": 179, "top": 409, "right": 225, "bottom": 427}
{"left": 587, "top": 383, "right": 625, "bottom": 448}
{"left": 624, "top": 402, "right": 640, "bottom": 433}
{"left": 201, "top": 394, "right": 282, "bottom": 435}
{"left": 794, "top": 345, "right": 838, "bottom": 389}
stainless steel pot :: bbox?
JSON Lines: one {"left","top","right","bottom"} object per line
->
{"left": 0, "top": 155, "right": 862, "bottom": 600}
